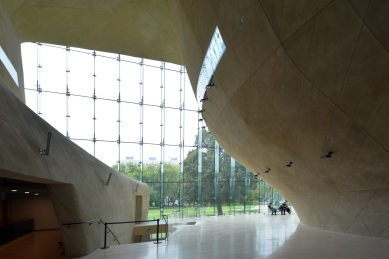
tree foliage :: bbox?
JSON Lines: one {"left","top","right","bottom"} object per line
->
{"left": 112, "top": 129, "right": 258, "bottom": 208}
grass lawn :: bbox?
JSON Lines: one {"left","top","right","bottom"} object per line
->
{"left": 147, "top": 205, "right": 260, "bottom": 220}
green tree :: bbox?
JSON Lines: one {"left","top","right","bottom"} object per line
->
{"left": 112, "top": 129, "right": 281, "bottom": 212}
{"left": 113, "top": 161, "right": 180, "bottom": 207}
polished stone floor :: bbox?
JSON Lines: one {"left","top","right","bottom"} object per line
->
{"left": 82, "top": 213, "right": 389, "bottom": 259}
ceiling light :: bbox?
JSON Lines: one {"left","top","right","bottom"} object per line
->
{"left": 11, "top": 189, "right": 17, "bottom": 192}
{"left": 34, "top": 192, "right": 39, "bottom": 196}
{"left": 264, "top": 169, "right": 270, "bottom": 173}
{"left": 25, "top": 191, "right": 30, "bottom": 194}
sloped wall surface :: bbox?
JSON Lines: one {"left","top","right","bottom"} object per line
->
{"left": 170, "top": 0, "right": 389, "bottom": 239}
{"left": 0, "top": 81, "right": 149, "bottom": 257}
{"left": 0, "top": 0, "right": 24, "bottom": 101}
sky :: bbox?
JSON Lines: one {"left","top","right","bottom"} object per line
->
{"left": 21, "top": 42, "right": 201, "bottom": 167}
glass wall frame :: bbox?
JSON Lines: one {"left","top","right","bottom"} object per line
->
{"left": 22, "top": 42, "right": 287, "bottom": 220}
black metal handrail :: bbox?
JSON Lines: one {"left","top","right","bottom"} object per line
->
{"left": 62, "top": 219, "right": 121, "bottom": 245}
{"left": 62, "top": 219, "right": 101, "bottom": 227}
{"left": 101, "top": 219, "right": 165, "bottom": 249}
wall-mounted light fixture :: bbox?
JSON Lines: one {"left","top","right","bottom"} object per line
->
{"left": 206, "top": 82, "right": 214, "bottom": 89}
{"left": 284, "top": 162, "right": 293, "bottom": 168}
{"left": 104, "top": 172, "right": 112, "bottom": 186}
{"left": 206, "top": 76, "right": 214, "bottom": 89}
{"left": 39, "top": 132, "right": 52, "bottom": 155}
{"left": 264, "top": 169, "right": 270, "bottom": 173}
{"left": 320, "top": 151, "right": 333, "bottom": 159}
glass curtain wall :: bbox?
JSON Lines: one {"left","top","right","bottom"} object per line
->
{"left": 22, "top": 42, "right": 286, "bottom": 220}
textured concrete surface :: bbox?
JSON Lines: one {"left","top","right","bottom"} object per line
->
{"left": 7, "top": 0, "right": 182, "bottom": 65}
{"left": 2, "top": 0, "right": 389, "bottom": 254}
{"left": 0, "top": 0, "right": 25, "bottom": 101}
{"left": 0, "top": 82, "right": 150, "bottom": 257}
{"left": 171, "top": 0, "right": 389, "bottom": 240}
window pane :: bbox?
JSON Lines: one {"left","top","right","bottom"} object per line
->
{"left": 120, "top": 143, "right": 141, "bottom": 181}
{"left": 143, "top": 65, "right": 160, "bottom": 105}
{"left": 72, "top": 139, "right": 94, "bottom": 157}
{"left": 95, "top": 141, "right": 118, "bottom": 167}
{"left": 95, "top": 99, "right": 117, "bottom": 141}
{"left": 184, "top": 110, "right": 198, "bottom": 149}
{"left": 121, "top": 102, "right": 140, "bottom": 143}
{"left": 69, "top": 49, "right": 94, "bottom": 97}
{"left": 143, "top": 163, "right": 160, "bottom": 183}
{"left": 69, "top": 95, "right": 93, "bottom": 140}
{"left": 184, "top": 74, "right": 198, "bottom": 111}
{"left": 165, "top": 108, "right": 180, "bottom": 146}
{"left": 165, "top": 69, "right": 180, "bottom": 109}
{"left": 40, "top": 45, "right": 66, "bottom": 93}
{"left": 148, "top": 183, "right": 161, "bottom": 220}
{"left": 41, "top": 92, "right": 66, "bottom": 136}
{"left": 143, "top": 105, "right": 161, "bottom": 144}
{"left": 21, "top": 43, "right": 37, "bottom": 90}
{"left": 95, "top": 55, "right": 117, "bottom": 100}
{"left": 165, "top": 62, "right": 181, "bottom": 71}
{"left": 121, "top": 61, "right": 141, "bottom": 103}
{"left": 25, "top": 89, "right": 37, "bottom": 112}
{"left": 144, "top": 58, "right": 161, "bottom": 68}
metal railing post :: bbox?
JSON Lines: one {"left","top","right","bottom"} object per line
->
{"left": 101, "top": 222, "right": 110, "bottom": 249}
{"left": 154, "top": 219, "right": 161, "bottom": 244}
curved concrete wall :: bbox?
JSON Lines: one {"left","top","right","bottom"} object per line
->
{"left": 7, "top": 0, "right": 182, "bottom": 65}
{"left": 2, "top": 0, "right": 389, "bottom": 244}
{"left": 170, "top": 0, "right": 389, "bottom": 239}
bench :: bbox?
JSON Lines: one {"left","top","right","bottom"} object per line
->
{"left": 267, "top": 206, "right": 292, "bottom": 215}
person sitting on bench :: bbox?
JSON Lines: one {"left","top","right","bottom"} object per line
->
{"left": 279, "top": 204, "right": 286, "bottom": 214}
{"left": 281, "top": 202, "right": 291, "bottom": 214}
{"left": 268, "top": 202, "right": 277, "bottom": 215}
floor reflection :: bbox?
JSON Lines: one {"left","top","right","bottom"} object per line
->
{"left": 83, "top": 213, "right": 389, "bottom": 259}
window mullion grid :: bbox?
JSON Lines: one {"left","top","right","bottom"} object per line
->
{"left": 230, "top": 157, "right": 236, "bottom": 215}
{"left": 93, "top": 50, "right": 97, "bottom": 156}
{"left": 245, "top": 168, "right": 251, "bottom": 214}
{"left": 36, "top": 42, "right": 42, "bottom": 115}
{"left": 66, "top": 46, "right": 70, "bottom": 138}
{"left": 197, "top": 111, "right": 203, "bottom": 216}
{"left": 159, "top": 61, "right": 165, "bottom": 219}
{"left": 215, "top": 141, "right": 220, "bottom": 216}
{"left": 117, "top": 54, "right": 121, "bottom": 172}
{"left": 139, "top": 58, "right": 144, "bottom": 182}
{"left": 179, "top": 66, "right": 185, "bottom": 218}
